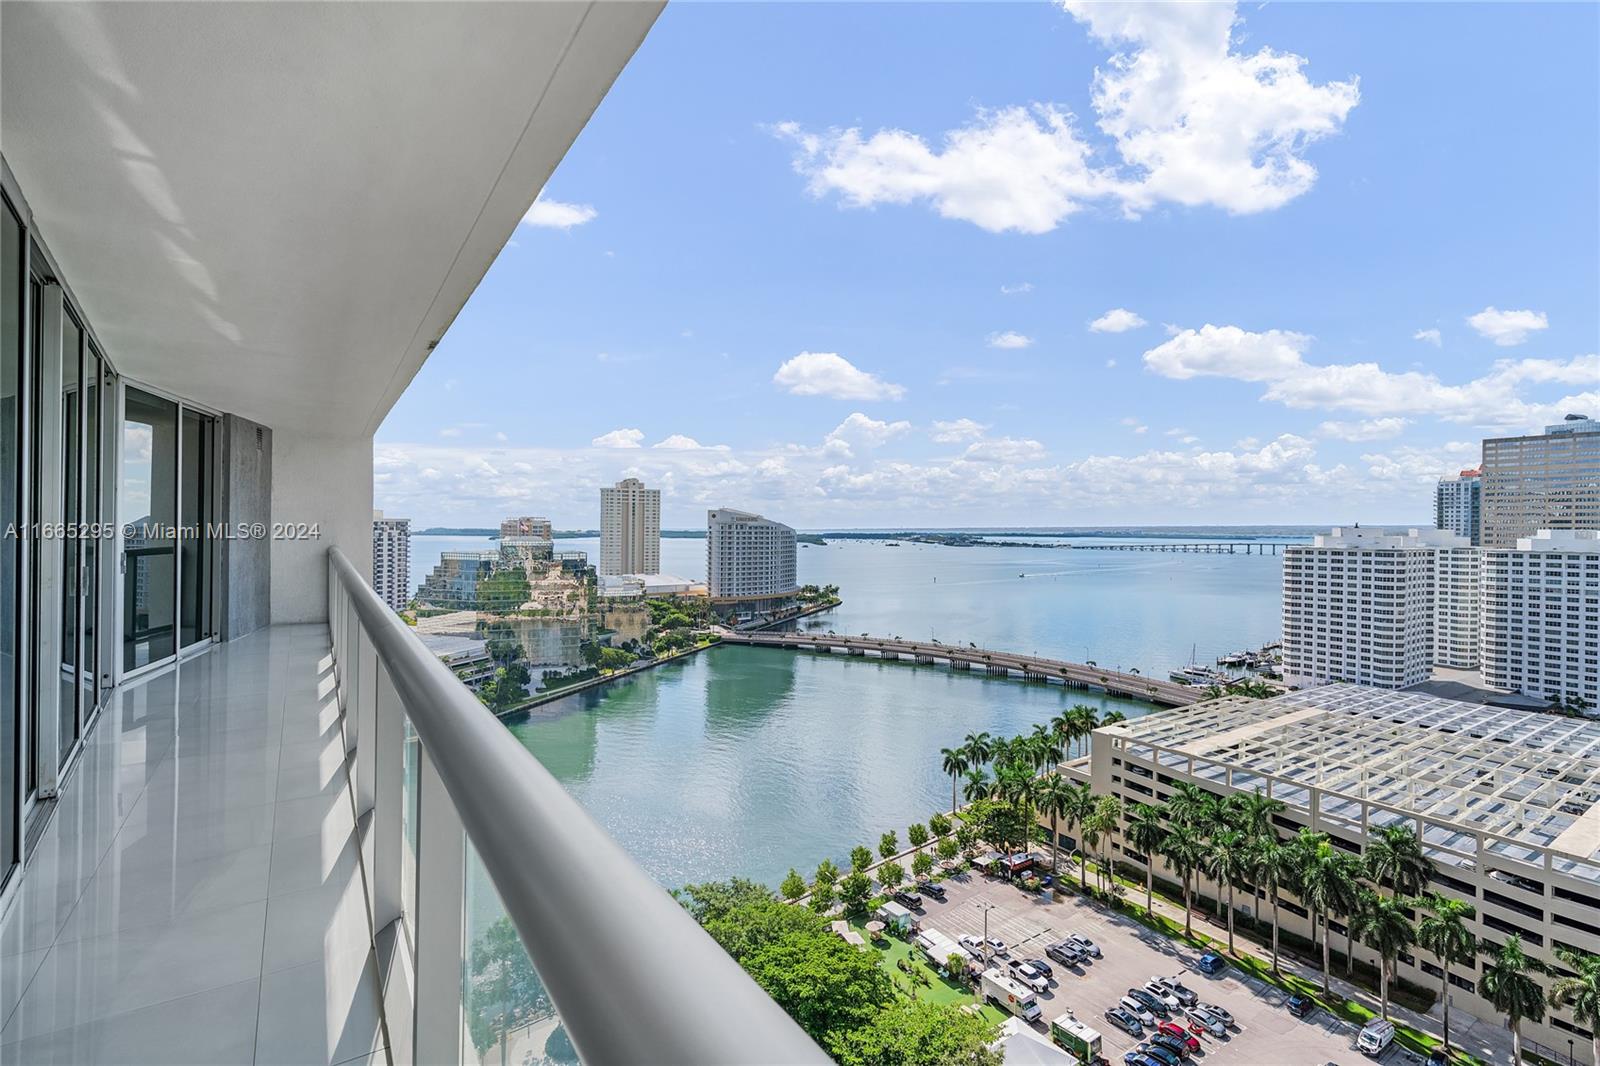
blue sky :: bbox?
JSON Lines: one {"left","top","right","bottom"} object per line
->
{"left": 376, "top": 1, "right": 1599, "bottom": 530}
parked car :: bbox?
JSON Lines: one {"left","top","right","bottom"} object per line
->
{"left": 1025, "top": 957, "right": 1053, "bottom": 979}
{"left": 1195, "top": 951, "right": 1226, "bottom": 975}
{"left": 1286, "top": 993, "right": 1316, "bottom": 1019}
{"left": 959, "top": 934, "right": 989, "bottom": 959}
{"left": 986, "top": 936, "right": 1009, "bottom": 958}
{"left": 1104, "top": 1007, "right": 1144, "bottom": 1038}
{"left": 1183, "top": 1006, "right": 1226, "bottom": 1038}
{"left": 1148, "top": 1032, "right": 1190, "bottom": 1060}
{"left": 892, "top": 890, "right": 923, "bottom": 909}
{"left": 917, "top": 881, "right": 946, "bottom": 901}
{"left": 1200, "top": 1002, "right": 1234, "bottom": 1028}
{"left": 1119, "top": 996, "right": 1157, "bottom": 1028}
{"left": 1139, "top": 1042, "right": 1181, "bottom": 1066}
{"left": 1066, "top": 932, "right": 1102, "bottom": 958}
{"left": 1009, "top": 959, "right": 1050, "bottom": 993}
{"left": 1126, "top": 987, "right": 1171, "bottom": 1018}
{"left": 1047, "top": 940, "right": 1086, "bottom": 967}
{"left": 1140, "top": 980, "right": 1181, "bottom": 1010}
{"left": 1123, "top": 1055, "right": 1161, "bottom": 1066}
{"left": 1155, "top": 974, "right": 1200, "bottom": 1007}
{"left": 1157, "top": 1021, "right": 1201, "bottom": 1052}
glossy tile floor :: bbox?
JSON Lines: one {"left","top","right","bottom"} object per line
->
{"left": 0, "top": 625, "right": 388, "bottom": 1064}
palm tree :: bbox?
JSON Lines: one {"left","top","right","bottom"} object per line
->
{"left": 1254, "top": 837, "right": 1297, "bottom": 972}
{"left": 962, "top": 731, "right": 994, "bottom": 768}
{"left": 1350, "top": 890, "right": 1416, "bottom": 1019}
{"left": 1166, "top": 782, "right": 1219, "bottom": 834}
{"left": 1483, "top": 935, "right": 1544, "bottom": 1065}
{"left": 1162, "top": 833, "right": 1206, "bottom": 939}
{"left": 1083, "top": 795, "right": 1124, "bottom": 893}
{"left": 1124, "top": 802, "right": 1168, "bottom": 915}
{"left": 962, "top": 767, "right": 990, "bottom": 805}
{"left": 940, "top": 746, "right": 968, "bottom": 815}
{"left": 1036, "top": 773, "right": 1074, "bottom": 877}
{"left": 1064, "top": 704, "right": 1098, "bottom": 758}
{"left": 1549, "top": 945, "right": 1600, "bottom": 1066}
{"left": 1364, "top": 823, "right": 1430, "bottom": 898}
{"left": 1206, "top": 828, "right": 1251, "bottom": 954}
{"left": 1293, "top": 829, "right": 1344, "bottom": 996}
{"left": 1062, "top": 782, "right": 1097, "bottom": 890}
{"left": 1029, "top": 723, "right": 1065, "bottom": 770}
{"left": 1333, "top": 850, "right": 1367, "bottom": 977}
{"left": 1416, "top": 892, "right": 1478, "bottom": 1054}
{"left": 1232, "top": 790, "right": 1285, "bottom": 918}
{"left": 1099, "top": 709, "right": 1126, "bottom": 729}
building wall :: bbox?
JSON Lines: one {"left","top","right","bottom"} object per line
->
{"left": 1434, "top": 473, "right": 1482, "bottom": 546}
{"left": 1481, "top": 420, "right": 1600, "bottom": 548}
{"left": 371, "top": 513, "right": 411, "bottom": 612}
{"left": 218, "top": 414, "right": 271, "bottom": 640}
{"left": 1433, "top": 546, "right": 1480, "bottom": 669}
{"left": 599, "top": 478, "right": 659, "bottom": 576}
{"left": 1481, "top": 531, "right": 1600, "bottom": 705}
{"left": 269, "top": 431, "right": 372, "bottom": 624}
{"left": 706, "top": 508, "right": 798, "bottom": 600}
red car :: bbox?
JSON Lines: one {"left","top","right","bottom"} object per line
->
{"left": 1157, "top": 1022, "right": 1201, "bottom": 1052}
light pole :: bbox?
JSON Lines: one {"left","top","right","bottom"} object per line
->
{"left": 975, "top": 901, "right": 996, "bottom": 970}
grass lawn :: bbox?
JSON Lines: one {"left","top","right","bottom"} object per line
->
{"left": 848, "top": 921, "right": 1008, "bottom": 1025}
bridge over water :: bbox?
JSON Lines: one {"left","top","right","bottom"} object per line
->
{"left": 716, "top": 631, "right": 1202, "bottom": 707}
{"left": 1071, "top": 541, "right": 1296, "bottom": 554}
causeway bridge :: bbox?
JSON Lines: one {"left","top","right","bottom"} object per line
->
{"left": 1072, "top": 541, "right": 1296, "bottom": 555}
{"left": 717, "top": 631, "right": 1202, "bottom": 707}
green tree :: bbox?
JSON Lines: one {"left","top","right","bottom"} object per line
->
{"left": 838, "top": 872, "right": 872, "bottom": 915}
{"left": 1483, "top": 934, "right": 1544, "bottom": 1065}
{"left": 1549, "top": 946, "right": 1600, "bottom": 1066}
{"left": 1061, "top": 781, "right": 1097, "bottom": 890}
{"left": 962, "top": 767, "right": 990, "bottom": 805}
{"left": 936, "top": 837, "right": 959, "bottom": 863}
{"left": 879, "top": 831, "right": 900, "bottom": 860}
{"left": 1232, "top": 790, "right": 1285, "bottom": 918}
{"left": 1416, "top": 891, "right": 1478, "bottom": 1052}
{"left": 832, "top": 1000, "right": 1002, "bottom": 1066}
{"left": 1292, "top": 829, "right": 1348, "bottom": 996}
{"left": 1162, "top": 833, "right": 1206, "bottom": 939}
{"left": 1350, "top": 890, "right": 1416, "bottom": 1019}
{"left": 878, "top": 860, "right": 905, "bottom": 891}
{"left": 780, "top": 869, "right": 807, "bottom": 901}
{"left": 1123, "top": 802, "right": 1168, "bottom": 916}
{"left": 467, "top": 917, "right": 543, "bottom": 1059}
{"left": 808, "top": 881, "right": 835, "bottom": 914}
{"left": 1083, "top": 794, "right": 1123, "bottom": 893}
{"left": 1253, "top": 837, "right": 1297, "bottom": 972}
{"left": 1364, "top": 823, "right": 1430, "bottom": 898}
{"left": 675, "top": 878, "right": 773, "bottom": 925}
{"left": 907, "top": 823, "right": 929, "bottom": 851}
{"left": 912, "top": 851, "right": 934, "bottom": 881}
{"left": 850, "top": 845, "right": 874, "bottom": 874}
{"left": 742, "top": 928, "right": 893, "bottom": 1052}
{"left": 814, "top": 859, "right": 840, "bottom": 887}
{"left": 1035, "top": 772, "right": 1074, "bottom": 878}
{"left": 961, "top": 731, "right": 994, "bottom": 767}
{"left": 927, "top": 812, "right": 952, "bottom": 837}
{"left": 1206, "top": 828, "right": 1251, "bottom": 953}
{"left": 940, "top": 746, "right": 969, "bottom": 815}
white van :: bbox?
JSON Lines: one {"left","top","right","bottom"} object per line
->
{"left": 1357, "top": 1019, "right": 1395, "bottom": 1056}
{"left": 981, "top": 968, "right": 1042, "bottom": 1023}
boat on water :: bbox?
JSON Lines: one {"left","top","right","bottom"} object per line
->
{"left": 1170, "top": 665, "right": 1234, "bottom": 687}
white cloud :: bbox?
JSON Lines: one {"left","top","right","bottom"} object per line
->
{"left": 987, "top": 330, "right": 1035, "bottom": 350}
{"left": 1120, "top": 417, "right": 1149, "bottom": 435}
{"left": 775, "top": 3, "right": 1357, "bottom": 234}
{"left": 773, "top": 352, "right": 906, "bottom": 401}
{"left": 522, "top": 196, "right": 597, "bottom": 229}
{"left": 1413, "top": 328, "right": 1442, "bottom": 347}
{"left": 653, "top": 434, "right": 729, "bottom": 451}
{"left": 438, "top": 427, "right": 462, "bottom": 438}
{"left": 1361, "top": 442, "right": 1479, "bottom": 484}
{"left": 1467, "top": 307, "right": 1549, "bottom": 347}
{"left": 1144, "top": 324, "right": 1598, "bottom": 429}
{"left": 1105, "top": 358, "right": 1118, "bottom": 368}
{"left": 964, "top": 437, "right": 1047, "bottom": 463}
{"left": 1089, "top": 308, "right": 1147, "bottom": 333}
{"left": 591, "top": 428, "right": 644, "bottom": 449}
{"left": 1000, "top": 282, "right": 1034, "bottom": 295}
{"left": 930, "top": 418, "right": 988, "bottom": 443}
{"left": 1318, "top": 417, "right": 1409, "bottom": 442}
{"left": 823, "top": 412, "right": 912, "bottom": 457}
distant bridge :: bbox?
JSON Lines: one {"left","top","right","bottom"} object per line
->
{"left": 1072, "top": 541, "right": 1296, "bottom": 555}
{"left": 716, "top": 631, "right": 1201, "bottom": 707}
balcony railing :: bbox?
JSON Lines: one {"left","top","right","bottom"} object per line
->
{"left": 326, "top": 548, "right": 826, "bottom": 1064}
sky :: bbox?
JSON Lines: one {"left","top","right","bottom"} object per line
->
{"left": 375, "top": 1, "right": 1600, "bottom": 530}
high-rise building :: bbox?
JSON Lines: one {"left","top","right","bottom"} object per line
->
{"left": 706, "top": 509, "right": 798, "bottom": 603}
{"left": 1434, "top": 467, "right": 1482, "bottom": 545}
{"left": 371, "top": 510, "right": 411, "bottom": 612}
{"left": 1481, "top": 529, "right": 1600, "bottom": 707}
{"left": 1281, "top": 526, "right": 1476, "bottom": 689}
{"left": 1480, "top": 415, "right": 1600, "bottom": 547}
{"left": 416, "top": 550, "right": 498, "bottom": 611}
{"left": 499, "top": 515, "right": 552, "bottom": 540}
{"left": 599, "top": 478, "right": 659, "bottom": 576}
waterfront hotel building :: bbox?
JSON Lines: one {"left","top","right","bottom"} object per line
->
{"left": 0, "top": 6, "right": 820, "bottom": 1064}
{"left": 1058, "top": 684, "right": 1600, "bottom": 1063}
{"left": 706, "top": 507, "right": 800, "bottom": 609}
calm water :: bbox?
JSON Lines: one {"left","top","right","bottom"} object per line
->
{"left": 430, "top": 532, "right": 1290, "bottom": 890}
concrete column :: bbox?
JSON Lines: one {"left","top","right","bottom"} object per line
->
{"left": 270, "top": 431, "right": 372, "bottom": 624}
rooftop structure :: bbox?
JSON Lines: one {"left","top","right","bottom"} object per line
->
{"left": 597, "top": 572, "right": 707, "bottom": 599}
{"left": 1481, "top": 529, "right": 1600, "bottom": 707}
{"left": 1481, "top": 415, "right": 1600, "bottom": 547}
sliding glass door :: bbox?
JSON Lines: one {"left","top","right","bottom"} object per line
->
{"left": 1, "top": 193, "right": 22, "bottom": 889}
{"left": 179, "top": 408, "right": 214, "bottom": 649}
{"left": 122, "top": 387, "right": 177, "bottom": 672}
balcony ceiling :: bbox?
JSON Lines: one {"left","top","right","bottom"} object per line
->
{"left": 1, "top": 1, "right": 659, "bottom": 435}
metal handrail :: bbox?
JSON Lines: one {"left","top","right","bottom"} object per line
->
{"left": 327, "top": 548, "right": 826, "bottom": 1065}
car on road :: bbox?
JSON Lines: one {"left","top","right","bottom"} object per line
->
{"left": 1009, "top": 959, "right": 1050, "bottom": 993}
{"left": 1126, "top": 987, "right": 1171, "bottom": 1018}
{"left": 1104, "top": 1007, "right": 1144, "bottom": 1038}
{"left": 1157, "top": 1021, "right": 1201, "bottom": 1052}
{"left": 916, "top": 881, "right": 946, "bottom": 901}
{"left": 1138, "top": 1043, "right": 1181, "bottom": 1066}
{"left": 1119, "top": 996, "right": 1157, "bottom": 1028}
{"left": 1286, "top": 993, "right": 1317, "bottom": 1019}
{"left": 1047, "top": 941, "right": 1086, "bottom": 967}
{"left": 1182, "top": 1006, "right": 1226, "bottom": 1038}
{"left": 1195, "top": 951, "right": 1226, "bottom": 975}
{"left": 1149, "top": 1032, "right": 1191, "bottom": 1060}
{"left": 892, "top": 890, "right": 923, "bottom": 909}
{"left": 1155, "top": 975, "right": 1200, "bottom": 1008}
{"left": 1200, "top": 1002, "right": 1234, "bottom": 1028}
{"left": 1140, "top": 980, "right": 1181, "bottom": 1011}
{"left": 1024, "top": 957, "right": 1053, "bottom": 979}
{"left": 1066, "top": 932, "right": 1102, "bottom": 958}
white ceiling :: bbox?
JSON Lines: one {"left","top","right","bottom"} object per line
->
{"left": 1, "top": 1, "right": 660, "bottom": 436}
